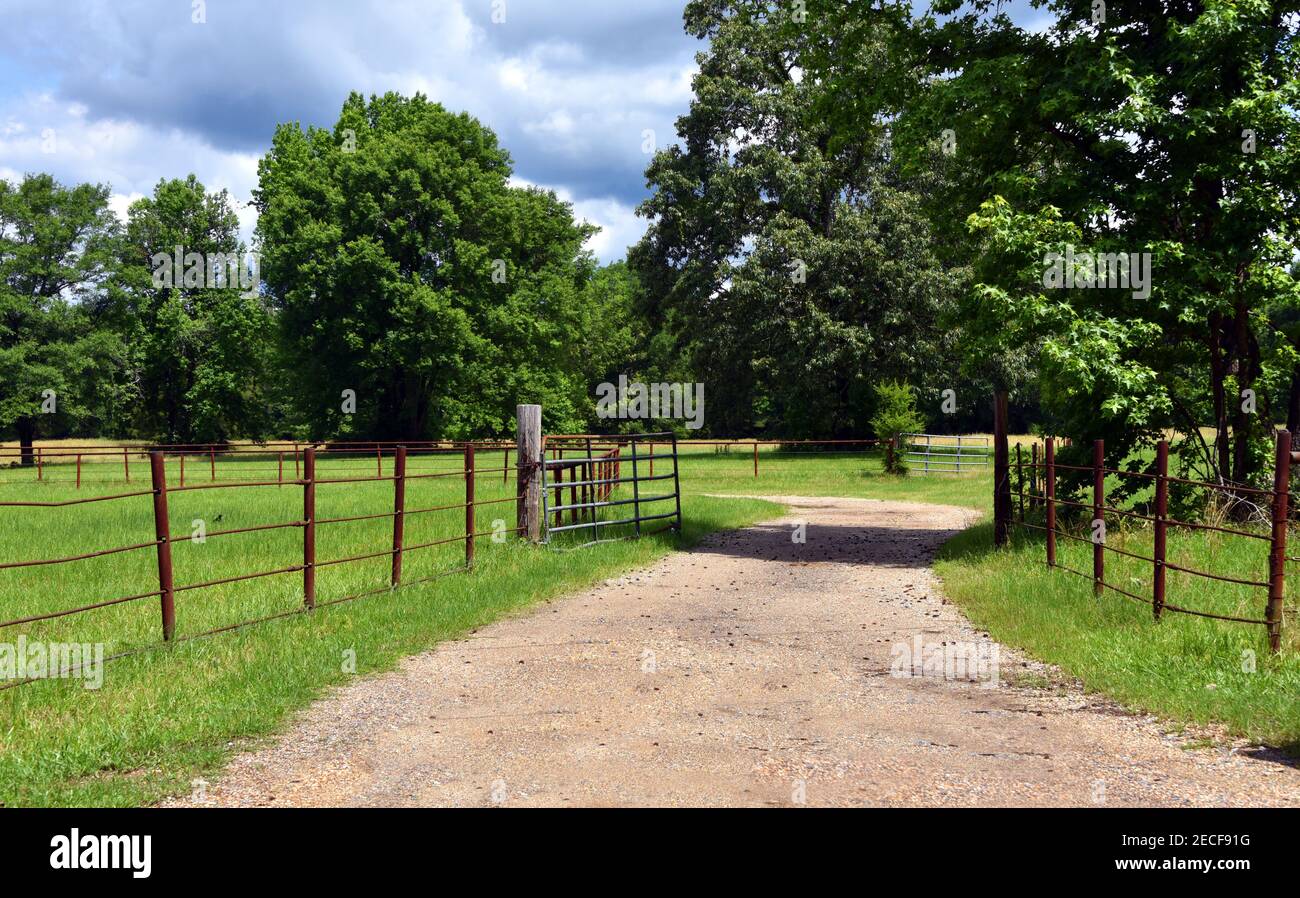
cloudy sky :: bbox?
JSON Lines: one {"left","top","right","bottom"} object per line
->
{"left": 0, "top": 1, "right": 1051, "bottom": 262}
{"left": 0, "top": 0, "right": 704, "bottom": 262}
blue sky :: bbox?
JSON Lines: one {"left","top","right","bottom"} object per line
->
{"left": 0, "top": 0, "right": 1050, "bottom": 262}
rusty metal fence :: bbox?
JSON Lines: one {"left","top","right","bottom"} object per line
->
{"left": 1010, "top": 432, "right": 1295, "bottom": 652}
{"left": 540, "top": 432, "right": 682, "bottom": 545}
{"left": 0, "top": 442, "right": 522, "bottom": 688}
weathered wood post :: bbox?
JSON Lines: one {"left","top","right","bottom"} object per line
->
{"left": 516, "top": 404, "right": 542, "bottom": 542}
{"left": 1015, "top": 443, "right": 1025, "bottom": 522}
{"left": 1092, "top": 439, "right": 1105, "bottom": 597}
{"left": 1267, "top": 430, "right": 1291, "bottom": 653}
{"left": 992, "top": 391, "right": 1011, "bottom": 547}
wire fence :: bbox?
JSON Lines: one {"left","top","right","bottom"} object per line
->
{"left": 1009, "top": 432, "right": 1296, "bottom": 652}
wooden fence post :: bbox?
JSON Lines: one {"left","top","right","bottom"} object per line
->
{"left": 1015, "top": 443, "right": 1025, "bottom": 523}
{"left": 179, "top": 452, "right": 185, "bottom": 487}
{"left": 209, "top": 447, "right": 216, "bottom": 482}
{"left": 392, "top": 446, "right": 406, "bottom": 587}
{"left": 753, "top": 441, "right": 758, "bottom": 478}
{"left": 1153, "top": 440, "right": 1169, "bottom": 621}
{"left": 1030, "top": 442, "right": 1039, "bottom": 509}
{"left": 124, "top": 447, "right": 130, "bottom": 483}
{"left": 1045, "top": 437, "right": 1056, "bottom": 568}
{"left": 76, "top": 453, "right": 81, "bottom": 489}
{"left": 503, "top": 447, "right": 510, "bottom": 485}
{"left": 1092, "top": 438, "right": 1105, "bottom": 597}
{"left": 149, "top": 451, "right": 176, "bottom": 641}
{"left": 516, "top": 404, "right": 542, "bottom": 542}
{"left": 465, "top": 444, "right": 475, "bottom": 568}
{"left": 37, "top": 447, "right": 42, "bottom": 481}
{"left": 1267, "top": 429, "right": 1291, "bottom": 653}
{"left": 303, "top": 447, "right": 316, "bottom": 609}
{"left": 992, "top": 391, "right": 1011, "bottom": 547}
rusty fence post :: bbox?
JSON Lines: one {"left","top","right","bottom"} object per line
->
{"left": 303, "top": 447, "right": 316, "bottom": 610}
{"left": 179, "top": 452, "right": 185, "bottom": 487}
{"left": 1267, "top": 430, "right": 1291, "bottom": 653}
{"left": 1153, "top": 440, "right": 1169, "bottom": 621}
{"left": 209, "top": 447, "right": 216, "bottom": 482}
{"left": 503, "top": 446, "right": 510, "bottom": 485}
{"left": 392, "top": 446, "right": 406, "bottom": 587}
{"left": 1045, "top": 437, "right": 1056, "bottom": 568}
{"left": 149, "top": 451, "right": 176, "bottom": 641}
{"left": 1092, "top": 439, "right": 1105, "bottom": 597}
{"left": 465, "top": 445, "right": 476, "bottom": 568}
{"left": 278, "top": 451, "right": 284, "bottom": 486}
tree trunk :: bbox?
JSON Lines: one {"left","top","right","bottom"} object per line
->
{"left": 15, "top": 417, "right": 37, "bottom": 466}
{"left": 1208, "top": 313, "right": 1230, "bottom": 480}
{"left": 1286, "top": 366, "right": 1300, "bottom": 437}
{"left": 1229, "top": 299, "right": 1257, "bottom": 484}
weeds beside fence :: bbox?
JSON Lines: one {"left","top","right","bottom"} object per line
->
{"left": 1011, "top": 432, "right": 1296, "bottom": 652}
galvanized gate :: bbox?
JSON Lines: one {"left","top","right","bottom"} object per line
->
{"left": 539, "top": 432, "right": 682, "bottom": 545}
{"left": 900, "top": 433, "right": 991, "bottom": 474}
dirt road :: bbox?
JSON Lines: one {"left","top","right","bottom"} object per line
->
{"left": 169, "top": 496, "right": 1300, "bottom": 807}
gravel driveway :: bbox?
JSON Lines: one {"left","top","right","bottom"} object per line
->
{"left": 167, "top": 496, "right": 1300, "bottom": 807}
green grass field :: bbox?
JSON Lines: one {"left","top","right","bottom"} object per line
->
{"left": 1, "top": 439, "right": 1297, "bottom": 806}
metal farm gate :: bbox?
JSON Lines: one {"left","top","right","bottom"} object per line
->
{"left": 901, "top": 433, "right": 991, "bottom": 474}
{"left": 539, "top": 432, "right": 683, "bottom": 546}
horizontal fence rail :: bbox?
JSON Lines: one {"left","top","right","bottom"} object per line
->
{"left": 0, "top": 443, "right": 525, "bottom": 688}
{"left": 540, "top": 432, "right": 682, "bottom": 546}
{"left": 1010, "top": 432, "right": 1295, "bottom": 653}
{"left": 0, "top": 439, "right": 517, "bottom": 487}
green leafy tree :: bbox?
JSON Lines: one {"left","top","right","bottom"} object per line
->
{"left": 255, "top": 92, "right": 598, "bottom": 440}
{"left": 629, "top": 0, "right": 967, "bottom": 439}
{"left": 0, "top": 174, "right": 131, "bottom": 462}
{"left": 118, "top": 175, "right": 274, "bottom": 443}
{"left": 870, "top": 380, "right": 926, "bottom": 472}
{"left": 802, "top": 0, "right": 1300, "bottom": 487}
